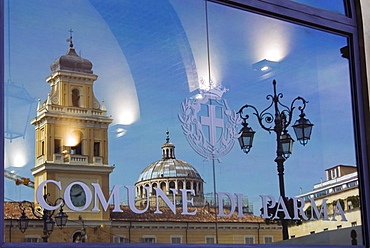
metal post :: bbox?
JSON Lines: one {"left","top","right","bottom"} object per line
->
{"left": 275, "top": 155, "right": 288, "bottom": 240}
{"left": 238, "top": 80, "right": 313, "bottom": 241}
{"left": 42, "top": 211, "right": 49, "bottom": 242}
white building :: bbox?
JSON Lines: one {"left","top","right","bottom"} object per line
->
{"left": 285, "top": 165, "right": 361, "bottom": 245}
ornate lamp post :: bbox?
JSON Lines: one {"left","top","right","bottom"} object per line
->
{"left": 237, "top": 80, "right": 313, "bottom": 240}
{"left": 18, "top": 195, "right": 68, "bottom": 242}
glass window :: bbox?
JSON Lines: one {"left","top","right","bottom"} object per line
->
{"left": 206, "top": 236, "right": 216, "bottom": 244}
{"left": 264, "top": 236, "right": 274, "bottom": 244}
{"left": 171, "top": 236, "right": 182, "bottom": 243}
{"left": 113, "top": 235, "right": 128, "bottom": 243}
{"left": 3, "top": 0, "right": 367, "bottom": 247}
{"left": 141, "top": 237, "right": 156, "bottom": 243}
{"left": 94, "top": 142, "right": 100, "bottom": 156}
{"left": 245, "top": 236, "right": 255, "bottom": 244}
{"left": 23, "top": 235, "right": 41, "bottom": 243}
{"left": 289, "top": 0, "right": 347, "bottom": 15}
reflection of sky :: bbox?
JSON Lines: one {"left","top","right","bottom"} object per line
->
{"left": 4, "top": 0, "right": 355, "bottom": 215}
{"left": 289, "top": 0, "right": 346, "bottom": 15}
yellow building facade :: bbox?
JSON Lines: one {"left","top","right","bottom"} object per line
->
{"left": 29, "top": 37, "right": 113, "bottom": 221}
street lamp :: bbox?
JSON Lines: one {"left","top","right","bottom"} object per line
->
{"left": 237, "top": 80, "right": 313, "bottom": 240}
{"left": 238, "top": 120, "right": 255, "bottom": 154}
{"left": 18, "top": 195, "right": 68, "bottom": 242}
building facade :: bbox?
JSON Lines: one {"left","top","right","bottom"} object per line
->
{"left": 288, "top": 165, "right": 361, "bottom": 243}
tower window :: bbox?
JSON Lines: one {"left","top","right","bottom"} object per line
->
{"left": 70, "top": 130, "right": 83, "bottom": 155}
{"left": 72, "top": 88, "right": 80, "bottom": 107}
{"left": 54, "top": 139, "right": 61, "bottom": 153}
{"left": 71, "top": 142, "right": 82, "bottom": 155}
{"left": 94, "top": 142, "right": 100, "bottom": 156}
{"left": 41, "top": 141, "right": 45, "bottom": 155}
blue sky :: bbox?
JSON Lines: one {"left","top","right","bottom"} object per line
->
{"left": 4, "top": 0, "right": 355, "bottom": 215}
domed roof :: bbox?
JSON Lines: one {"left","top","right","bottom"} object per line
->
{"left": 137, "top": 131, "right": 203, "bottom": 182}
{"left": 137, "top": 159, "right": 202, "bottom": 182}
{"left": 162, "top": 142, "right": 175, "bottom": 148}
{"left": 50, "top": 37, "right": 93, "bottom": 74}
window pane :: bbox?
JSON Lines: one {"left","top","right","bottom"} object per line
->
{"left": 3, "top": 0, "right": 363, "bottom": 246}
{"left": 206, "top": 237, "right": 215, "bottom": 244}
{"left": 245, "top": 236, "right": 254, "bottom": 244}
{"left": 290, "top": 0, "right": 347, "bottom": 15}
{"left": 171, "top": 237, "right": 182, "bottom": 243}
{"left": 265, "top": 236, "right": 274, "bottom": 244}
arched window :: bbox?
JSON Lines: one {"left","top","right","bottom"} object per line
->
{"left": 178, "top": 181, "right": 183, "bottom": 190}
{"left": 140, "top": 185, "right": 143, "bottom": 198}
{"left": 145, "top": 184, "right": 149, "bottom": 197}
{"left": 72, "top": 88, "right": 80, "bottom": 107}
{"left": 169, "top": 181, "right": 175, "bottom": 189}
{"left": 152, "top": 183, "right": 157, "bottom": 196}
{"left": 186, "top": 181, "right": 191, "bottom": 190}
{"left": 160, "top": 181, "right": 166, "bottom": 192}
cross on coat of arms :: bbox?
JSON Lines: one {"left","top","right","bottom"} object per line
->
{"left": 178, "top": 83, "right": 241, "bottom": 162}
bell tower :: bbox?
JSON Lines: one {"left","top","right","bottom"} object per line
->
{"left": 31, "top": 34, "right": 113, "bottom": 220}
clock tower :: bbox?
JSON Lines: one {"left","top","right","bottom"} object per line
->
{"left": 31, "top": 36, "right": 113, "bottom": 220}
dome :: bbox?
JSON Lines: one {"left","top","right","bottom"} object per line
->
{"left": 135, "top": 131, "right": 204, "bottom": 207}
{"left": 50, "top": 38, "right": 93, "bottom": 74}
{"left": 136, "top": 131, "right": 203, "bottom": 183}
{"left": 138, "top": 158, "right": 202, "bottom": 182}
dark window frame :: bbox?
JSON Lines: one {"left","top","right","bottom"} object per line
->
{"left": 93, "top": 141, "right": 100, "bottom": 156}
{"left": 54, "top": 139, "right": 61, "bottom": 154}
{"left": 1, "top": 0, "right": 369, "bottom": 247}
{"left": 209, "top": 1, "right": 369, "bottom": 247}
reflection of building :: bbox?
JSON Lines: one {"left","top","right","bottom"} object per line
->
{"left": 3, "top": 39, "right": 282, "bottom": 244}
{"left": 29, "top": 37, "right": 114, "bottom": 221}
{"left": 285, "top": 165, "right": 361, "bottom": 245}
{"left": 110, "top": 206, "right": 281, "bottom": 244}
{"left": 4, "top": 199, "right": 283, "bottom": 244}
{"left": 135, "top": 131, "right": 204, "bottom": 207}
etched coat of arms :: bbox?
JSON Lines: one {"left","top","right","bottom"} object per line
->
{"left": 179, "top": 82, "right": 241, "bottom": 162}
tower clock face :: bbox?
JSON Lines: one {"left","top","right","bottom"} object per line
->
{"left": 70, "top": 184, "right": 87, "bottom": 207}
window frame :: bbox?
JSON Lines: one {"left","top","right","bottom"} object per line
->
{"left": 113, "top": 235, "right": 129, "bottom": 243}
{"left": 140, "top": 235, "right": 156, "bottom": 243}
{"left": 244, "top": 235, "right": 255, "bottom": 244}
{"left": 1, "top": 0, "right": 369, "bottom": 247}
{"left": 170, "top": 235, "right": 183, "bottom": 244}
{"left": 205, "top": 236, "right": 216, "bottom": 244}
{"left": 207, "top": 1, "right": 370, "bottom": 247}
{"left": 22, "top": 235, "right": 41, "bottom": 243}
{"left": 263, "top": 235, "right": 274, "bottom": 244}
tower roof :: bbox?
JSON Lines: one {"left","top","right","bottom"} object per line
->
{"left": 50, "top": 34, "right": 93, "bottom": 74}
{"left": 161, "top": 130, "right": 175, "bottom": 159}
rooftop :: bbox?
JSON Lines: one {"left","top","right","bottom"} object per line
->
{"left": 4, "top": 202, "right": 264, "bottom": 223}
